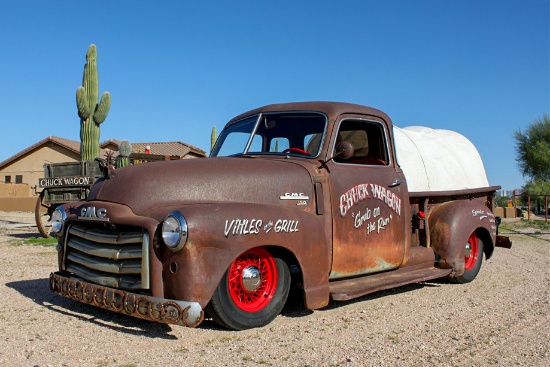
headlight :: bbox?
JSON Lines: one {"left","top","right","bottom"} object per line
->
{"left": 51, "top": 206, "right": 67, "bottom": 234}
{"left": 162, "top": 211, "right": 188, "bottom": 252}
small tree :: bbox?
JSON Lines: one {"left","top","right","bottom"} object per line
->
{"left": 495, "top": 194, "right": 510, "bottom": 208}
{"left": 515, "top": 114, "right": 550, "bottom": 214}
{"left": 514, "top": 114, "right": 550, "bottom": 182}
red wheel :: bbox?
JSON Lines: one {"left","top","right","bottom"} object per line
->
{"left": 282, "top": 147, "right": 310, "bottom": 156}
{"left": 464, "top": 232, "right": 479, "bottom": 271}
{"left": 451, "top": 232, "right": 484, "bottom": 284}
{"left": 228, "top": 248, "right": 278, "bottom": 312}
{"left": 206, "top": 248, "right": 290, "bottom": 330}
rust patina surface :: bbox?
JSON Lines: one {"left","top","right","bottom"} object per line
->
{"left": 50, "top": 102, "right": 509, "bottom": 328}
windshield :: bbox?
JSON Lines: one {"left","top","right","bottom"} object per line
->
{"left": 211, "top": 112, "right": 327, "bottom": 158}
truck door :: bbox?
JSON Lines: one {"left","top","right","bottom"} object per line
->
{"left": 328, "top": 117, "right": 408, "bottom": 279}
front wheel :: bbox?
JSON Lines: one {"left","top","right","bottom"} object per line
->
{"left": 451, "top": 232, "right": 484, "bottom": 284}
{"left": 206, "top": 248, "right": 290, "bottom": 330}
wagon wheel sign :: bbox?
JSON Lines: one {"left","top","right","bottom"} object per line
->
{"left": 35, "top": 191, "right": 58, "bottom": 238}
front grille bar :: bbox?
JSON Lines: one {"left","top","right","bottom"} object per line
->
{"left": 66, "top": 250, "right": 141, "bottom": 274}
{"left": 65, "top": 262, "right": 142, "bottom": 289}
{"left": 63, "top": 223, "right": 150, "bottom": 290}
{"left": 67, "top": 236, "right": 142, "bottom": 260}
{"left": 69, "top": 225, "right": 144, "bottom": 244}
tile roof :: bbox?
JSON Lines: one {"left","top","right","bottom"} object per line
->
{"left": 0, "top": 136, "right": 81, "bottom": 168}
{"left": 100, "top": 139, "right": 206, "bottom": 157}
{"left": 0, "top": 136, "right": 206, "bottom": 170}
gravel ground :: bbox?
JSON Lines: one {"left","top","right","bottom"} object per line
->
{"left": 0, "top": 212, "right": 548, "bottom": 367}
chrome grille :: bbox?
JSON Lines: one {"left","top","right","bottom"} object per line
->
{"left": 62, "top": 223, "right": 150, "bottom": 290}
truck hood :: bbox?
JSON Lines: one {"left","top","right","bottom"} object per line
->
{"left": 87, "top": 157, "right": 315, "bottom": 215}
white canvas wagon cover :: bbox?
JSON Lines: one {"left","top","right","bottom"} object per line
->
{"left": 393, "top": 126, "right": 489, "bottom": 193}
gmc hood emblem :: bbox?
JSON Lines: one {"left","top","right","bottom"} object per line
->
{"left": 79, "top": 207, "right": 109, "bottom": 221}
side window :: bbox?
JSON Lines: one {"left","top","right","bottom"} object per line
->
{"left": 335, "top": 120, "right": 388, "bottom": 165}
{"left": 4, "top": 175, "right": 11, "bottom": 183}
{"left": 15, "top": 175, "right": 23, "bottom": 184}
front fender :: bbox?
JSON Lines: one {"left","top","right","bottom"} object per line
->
{"left": 152, "top": 202, "right": 330, "bottom": 310}
{"left": 429, "top": 199, "right": 497, "bottom": 277}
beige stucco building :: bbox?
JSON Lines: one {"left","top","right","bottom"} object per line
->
{"left": 1, "top": 137, "right": 80, "bottom": 194}
{"left": 0, "top": 136, "right": 205, "bottom": 211}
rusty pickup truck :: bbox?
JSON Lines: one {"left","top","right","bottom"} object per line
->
{"left": 49, "top": 102, "right": 511, "bottom": 330}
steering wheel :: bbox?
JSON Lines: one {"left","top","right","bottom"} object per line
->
{"left": 282, "top": 147, "right": 310, "bottom": 156}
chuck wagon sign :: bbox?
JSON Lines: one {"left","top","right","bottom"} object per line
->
{"left": 39, "top": 176, "right": 95, "bottom": 188}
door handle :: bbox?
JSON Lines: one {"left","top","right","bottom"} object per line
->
{"left": 389, "top": 179, "right": 404, "bottom": 188}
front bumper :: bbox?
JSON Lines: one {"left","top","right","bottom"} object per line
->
{"left": 50, "top": 272, "right": 204, "bottom": 327}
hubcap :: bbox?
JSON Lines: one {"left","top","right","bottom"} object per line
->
{"left": 241, "top": 266, "right": 261, "bottom": 292}
{"left": 465, "top": 242, "right": 472, "bottom": 258}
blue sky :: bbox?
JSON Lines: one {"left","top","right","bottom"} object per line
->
{"left": 0, "top": 0, "right": 548, "bottom": 191}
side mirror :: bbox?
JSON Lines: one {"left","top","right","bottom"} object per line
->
{"left": 318, "top": 141, "right": 354, "bottom": 171}
{"left": 335, "top": 141, "right": 354, "bottom": 160}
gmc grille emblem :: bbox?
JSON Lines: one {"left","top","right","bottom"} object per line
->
{"left": 79, "top": 207, "right": 109, "bottom": 221}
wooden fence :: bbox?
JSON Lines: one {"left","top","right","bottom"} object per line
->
{"left": 513, "top": 192, "right": 549, "bottom": 222}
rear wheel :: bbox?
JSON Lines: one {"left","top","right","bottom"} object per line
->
{"left": 206, "top": 248, "right": 290, "bottom": 330}
{"left": 452, "top": 232, "right": 483, "bottom": 284}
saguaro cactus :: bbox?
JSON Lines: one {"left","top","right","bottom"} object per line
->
{"left": 116, "top": 140, "right": 132, "bottom": 168}
{"left": 77, "top": 44, "right": 111, "bottom": 161}
{"left": 211, "top": 126, "right": 217, "bottom": 153}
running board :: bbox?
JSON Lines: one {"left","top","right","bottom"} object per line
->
{"left": 329, "top": 265, "right": 452, "bottom": 301}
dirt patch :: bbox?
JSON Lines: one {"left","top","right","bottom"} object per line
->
{"left": 0, "top": 214, "right": 548, "bottom": 366}
{"left": 0, "top": 211, "right": 41, "bottom": 242}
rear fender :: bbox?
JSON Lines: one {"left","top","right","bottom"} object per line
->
{"left": 429, "top": 200, "right": 497, "bottom": 277}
